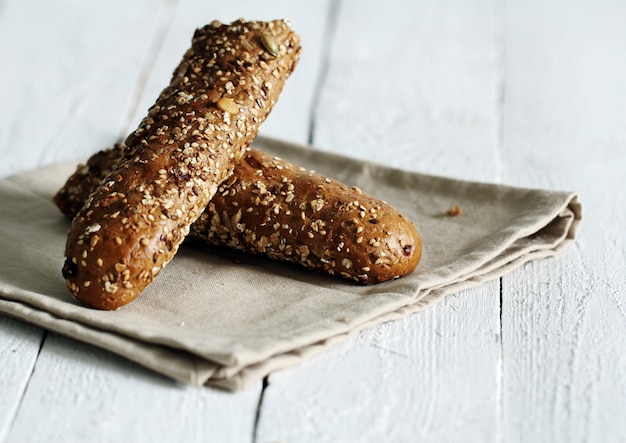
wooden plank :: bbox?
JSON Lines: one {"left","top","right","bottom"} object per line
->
{"left": 0, "top": 0, "right": 165, "bottom": 438}
{"left": 0, "top": 317, "right": 43, "bottom": 443}
{"left": 256, "top": 0, "right": 503, "bottom": 441}
{"left": 7, "top": 334, "right": 260, "bottom": 443}
{"left": 258, "top": 283, "right": 501, "bottom": 442}
{"left": 310, "top": 0, "right": 501, "bottom": 182}
{"left": 501, "top": 0, "right": 626, "bottom": 441}
{"left": 0, "top": 0, "right": 167, "bottom": 179}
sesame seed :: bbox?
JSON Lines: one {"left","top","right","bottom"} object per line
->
{"left": 104, "top": 281, "right": 118, "bottom": 293}
{"left": 86, "top": 224, "right": 101, "bottom": 233}
{"left": 310, "top": 199, "right": 324, "bottom": 211}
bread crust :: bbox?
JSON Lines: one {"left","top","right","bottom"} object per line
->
{"left": 62, "top": 19, "right": 301, "bottom": 310}
{"left": 57, "top": 147, "right": 421, "bottom": 286}
{"left": 193, "top": 149, "right": 422, "bottom": 284}
{"left": 53, "top": 143, "right": 128, "bottom": 217}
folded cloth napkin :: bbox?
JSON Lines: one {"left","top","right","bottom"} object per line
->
{"left": 0, "top": 136, "right": 581, "bottom": 390}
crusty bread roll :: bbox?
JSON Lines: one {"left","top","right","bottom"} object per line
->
{"left": 62, "top": 19, "right": 301, "bottom": 310}
{"left": 192, "top": 149, "right": 422, "bottom": 284}
{"left": 56, "top": 146, "right": 422, "bottom": 285}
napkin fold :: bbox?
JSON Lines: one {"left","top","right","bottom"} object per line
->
{"left": 0, "top": 136, "right": 581, "bottom": 390}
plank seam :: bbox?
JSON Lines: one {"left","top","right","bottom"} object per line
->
{"left": 498, "top": 277, "right": 505, "bottom": 443}
{"left": 5, "top": 331, "right": 47, "bottom": 441}
{"left": 252, "top": 376, "right": 270, "bottom": 443}
{"left": 307, "top": 0, "right": 340, "bottom": 145}
{"left": 117, "top": 0, "right": 180, "bottom": 140}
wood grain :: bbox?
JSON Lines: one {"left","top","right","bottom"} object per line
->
{"left": 0, "top": 0, "right": 167, "bottom": 438}
{"left": 0, "top": 0, "right": 166, "bottom": 179}
{"left": 501, "top": 0, "right": 626, "bottom": 441}
{"left": 258, "top": 284, "right": 501, "bottom": 442}
{"left": 311, "top": 0, "right": 501, "bottom": 182}
{"left": 7, "top": 334, "right": 260, "bottom": 443}
{"left": 0, "top": 317, "right": 43, "bottom": 443}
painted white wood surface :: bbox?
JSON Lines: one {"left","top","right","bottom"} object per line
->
{"left": 0, "top": 0, "right": 168, "bottom": 440}
{"left": 258, "top": 283, "right": 501, "bottom": 443}
{"left": 311, "top": 0, "right": 501, "bottom": 182}
{"left": 1, "top": 0, "right": 625, "bottom": 442}
{"left": 501, "top": 1, "right": 626, "bottom": 441}
{"left": 8, "top": 334, "right": 261, "bottom": 443}
{"left": 0, "top": 0, "right": 167, "bottom": 179}
{"left": 0, "top": 317, "right": 42, "bottom": 443}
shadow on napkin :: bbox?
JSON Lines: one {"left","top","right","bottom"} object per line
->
{"left": 0, "top": 136, "right": 581, "bottom": 390}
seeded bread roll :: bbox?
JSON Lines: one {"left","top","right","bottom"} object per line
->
{"left": 56, "top": 146, "right": 422, "bottom": 285}
{"left": 193, "top": 149, "right": 422, "bottom": 284}
{"left": 62, "top": 19, "right": 301, "bottom": 310}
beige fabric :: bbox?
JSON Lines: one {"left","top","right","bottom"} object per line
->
{"left": 0, "top": 136, "right": 581, "bottom": 390}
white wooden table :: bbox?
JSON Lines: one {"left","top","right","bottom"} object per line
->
{"left": 1, "top": 1, "right": 625, "bottom": 441}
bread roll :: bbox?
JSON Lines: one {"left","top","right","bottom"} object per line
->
{"left": 62, "top": 19, "right": 301, "bottom": 310}
{"left": 193, "top": 149, "right": 422, "bottom": 284}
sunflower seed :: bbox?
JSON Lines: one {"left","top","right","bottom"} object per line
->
{"left": 261, "top": 32, "right": 279, "bottom": 57}
{"left": 217, "top": 97, "right": 240, "bottom": 115}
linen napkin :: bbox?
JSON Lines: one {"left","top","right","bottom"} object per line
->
{"left": 0, "top": 136, "right": 581, "bottom": 390}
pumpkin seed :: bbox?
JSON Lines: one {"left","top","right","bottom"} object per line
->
{"left": 261, "top": 32, "right": 279, "bottom": 57}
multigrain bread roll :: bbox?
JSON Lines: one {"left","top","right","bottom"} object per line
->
{"left": 56, "top": 146, "right": 422, "bottom": 285}
{"left": 62, "top": 19, "right": 301, "bottom": 310}
{"left": 193, "top": 149, "right": 422, "bottom": 284}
